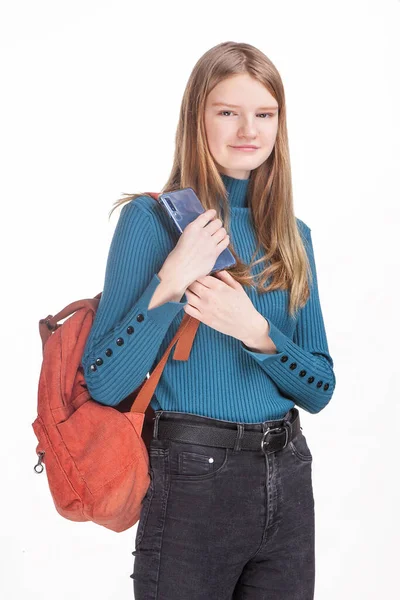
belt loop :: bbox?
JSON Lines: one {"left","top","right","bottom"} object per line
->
{"left": 282, "top": 414, "right": 292, "bottom": 449}
{"left": 233, "top": 423, "right": 244, "bottom": 452}
{"left": 153, "top": 410, "right": 163, "bottom": 439}
{"left": 282, "top": 408, "right": 292, "bottom": 421}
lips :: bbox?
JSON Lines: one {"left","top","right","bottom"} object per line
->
{"left": 230, "top": 146, "right": 260, "bottom": 152}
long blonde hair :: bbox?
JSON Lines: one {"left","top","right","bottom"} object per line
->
{"left": 109, "top": 41, "right": 312, "bottom": 319}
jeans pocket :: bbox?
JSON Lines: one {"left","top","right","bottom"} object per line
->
{"left": 168, "top": 440, "right": 229, "bottom": 481}
{"left": 289, "top": 431, "right": 313, "bottom": 462}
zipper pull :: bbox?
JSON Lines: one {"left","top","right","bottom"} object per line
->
{"left": 34, "top": 451, "right": 45, "bottom": 473}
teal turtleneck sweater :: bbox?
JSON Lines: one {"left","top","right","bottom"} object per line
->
{"left": 82, "top": 174, "right": 336, "bottom": 422}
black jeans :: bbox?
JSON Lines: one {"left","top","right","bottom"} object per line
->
{"left": 131, "top": 408, "right": 315, "bottom": 599}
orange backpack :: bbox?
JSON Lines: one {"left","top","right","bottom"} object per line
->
{"left": 32, "top": 192, "right": 200, "bottom": 533}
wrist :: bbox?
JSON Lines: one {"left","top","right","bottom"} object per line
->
{"left": 157, "top": 267, "right": 188, "bottom": 297}
{"left": 242, "top": 315, "right": 276, "bottom": 354}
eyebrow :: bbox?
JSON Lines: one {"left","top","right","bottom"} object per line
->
{"left": 211, "top": 102, "right": 279, "bottom": 111}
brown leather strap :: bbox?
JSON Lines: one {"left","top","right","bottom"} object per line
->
{"left": 130, "top": 312, "right": 200, "bottom": 413}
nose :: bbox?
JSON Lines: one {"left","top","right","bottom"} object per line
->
{"left": 237, "top": 117, "right": 258, "bottom": 139}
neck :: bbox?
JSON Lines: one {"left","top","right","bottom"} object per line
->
{"left": 220, "top": 173, "right": 250, "bottom": 209}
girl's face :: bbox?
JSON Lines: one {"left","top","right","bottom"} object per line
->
{"left": 204, "top": 73, "right": 279, "bottom": 179}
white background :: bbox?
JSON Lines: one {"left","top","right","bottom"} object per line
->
{"left": 1, "top": 1, "right": 399, "bottom": 598}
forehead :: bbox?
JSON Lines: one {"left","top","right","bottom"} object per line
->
{"left": 206, "top": 74, "right": 278, "bottom": 109}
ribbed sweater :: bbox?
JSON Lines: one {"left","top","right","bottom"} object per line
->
{"left": 82, "top": 174, "right": 336, "bottom": 422}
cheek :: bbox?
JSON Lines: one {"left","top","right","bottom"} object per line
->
{"left": 206, "top": 130, "right": 230, "bottom": 163}
{"left": 205, "top": 115, "right": 231, "bottom": 150}
{"left": 207, "top": 122, "right": 226, "bottom": 150}
{"left": 268, "top": 121, "right": 279, "bottom": 144}
{"left": 260, "top": 125, "right": 278, "bottom": 153}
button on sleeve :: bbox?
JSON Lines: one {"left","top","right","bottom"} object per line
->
{"left": 240, "top": 226, "right": 336, "bottom": 414}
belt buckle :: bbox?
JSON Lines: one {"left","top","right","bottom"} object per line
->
{"left": 261, "top": 422, "right": 290, "bottom": 454}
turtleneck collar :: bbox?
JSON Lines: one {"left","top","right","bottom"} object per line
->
{"left": 220, "top": 173, "right": 250, "bottom": 209}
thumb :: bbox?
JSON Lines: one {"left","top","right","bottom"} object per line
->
{"left": 215, "top": 270, "right": 238, "bottom": 288}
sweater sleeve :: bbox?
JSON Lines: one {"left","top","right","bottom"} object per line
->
{"left": 81, "top": 199, "right": 188, "bottom": 406}
{"left": 240, "top": 226, "right": 336, "bottom": 414}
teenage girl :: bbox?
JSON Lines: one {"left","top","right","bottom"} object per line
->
{"left": 82, "top": 41, "right": 336, "bottom": 600}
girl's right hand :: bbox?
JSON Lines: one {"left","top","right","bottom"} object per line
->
{"left": 161, "top": 209, "right": 230, "bottom": 290}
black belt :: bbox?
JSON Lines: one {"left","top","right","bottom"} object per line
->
{"left": 154, "top": 408, "right": 301, "bottom": 455}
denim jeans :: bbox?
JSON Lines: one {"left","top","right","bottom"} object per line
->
{"left": 131, "top": 408, "right": 315, "bottom": 599}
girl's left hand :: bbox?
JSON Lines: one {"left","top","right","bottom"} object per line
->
{"left": 183, "top": 270, "right": 267, "bottom": 342}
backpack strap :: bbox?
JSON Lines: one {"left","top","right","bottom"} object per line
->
{"left": 39, "top": 297, "right": 101, "bottom": 351}
{"left": 130, "top": 311, "right": 200, "bottom": 414}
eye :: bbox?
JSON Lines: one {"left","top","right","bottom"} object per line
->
{"left": 218, "top": 111, "right": 273, "bottom": 118}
